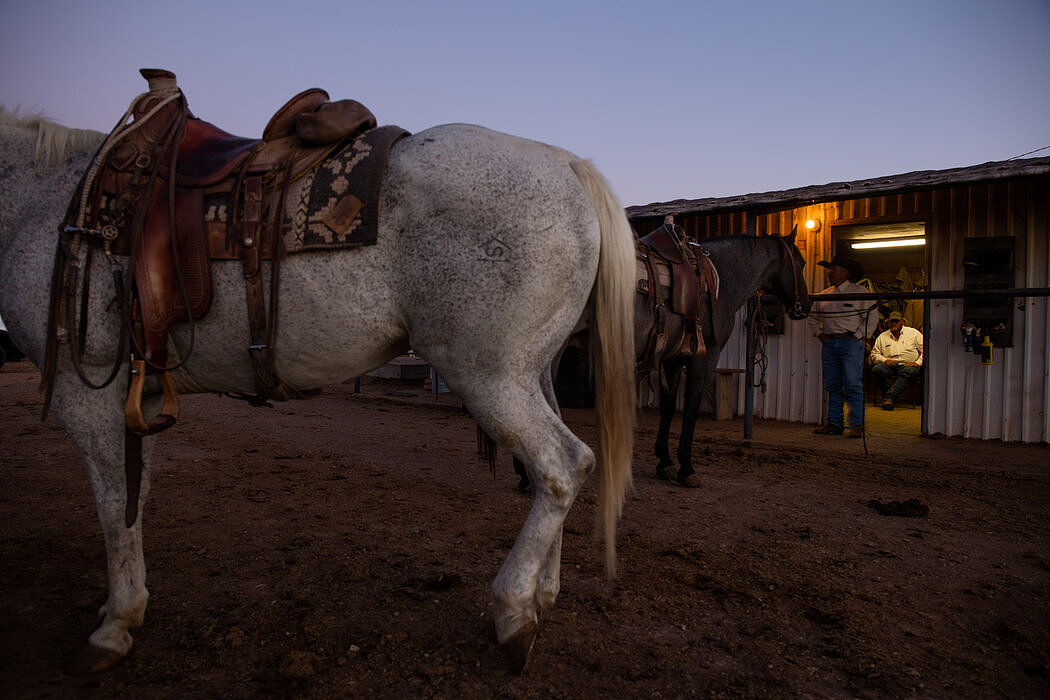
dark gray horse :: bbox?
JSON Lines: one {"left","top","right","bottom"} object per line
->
{"left": 648, "top": 231, "right": 810, "bottom": 486}
{"left": 513, "top": 229, "right": 810, "bottom": 490}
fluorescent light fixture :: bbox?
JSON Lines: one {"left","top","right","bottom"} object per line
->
{"left": 851, "top": 237, "right": 926, "bottom": 250}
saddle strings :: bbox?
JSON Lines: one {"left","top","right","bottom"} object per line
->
{"left": 73, "top": 88, "right": 182, "bottom": 234}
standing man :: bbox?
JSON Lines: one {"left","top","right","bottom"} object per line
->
{"left": 870, "top": 311, "right": 923, "bottom": 410}
{"left": 809, "top": 255, "right": 878, "bottom": 437}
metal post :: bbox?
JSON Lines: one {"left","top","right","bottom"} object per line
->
{"left": 743, "top": 212, "right": 758, "bottom": 440}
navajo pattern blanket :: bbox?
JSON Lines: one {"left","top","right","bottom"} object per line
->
{"left": 284, "top": 124, "right": 408, "bottom": 253}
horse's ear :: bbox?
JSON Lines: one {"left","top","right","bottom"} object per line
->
{"left": 787, "top": 224, "right": 798, "bottom": 242}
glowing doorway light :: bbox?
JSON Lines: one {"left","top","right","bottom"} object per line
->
{"left": 851, "top": 237, "right": 926, "bottom": 250}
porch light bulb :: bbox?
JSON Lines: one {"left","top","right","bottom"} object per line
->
{"left": 851, "top": 237, "right": 926, "bottom": 250}
{"left": 805, "top": 218, "right": 820, "bottom": 232}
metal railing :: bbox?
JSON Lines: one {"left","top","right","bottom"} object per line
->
{"left": 741, "top": 286, "right": 1050, "bottom": 439}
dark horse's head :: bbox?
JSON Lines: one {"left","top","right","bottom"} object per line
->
{"left": 763, "top": 225, "right": 812, "bottom": 319}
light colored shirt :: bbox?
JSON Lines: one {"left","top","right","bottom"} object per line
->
{"left": 808, "top": 281, "right": 879, "bottom": 339}
{"left": 871, "top": 325, "right": 924, "bottom": 366}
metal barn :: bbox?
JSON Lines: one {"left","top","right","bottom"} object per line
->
{"left": 626, "top": 156, "right": 1050, "bottom": 444}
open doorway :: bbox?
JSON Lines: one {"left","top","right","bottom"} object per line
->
{"left": 832, "top": 221, "right": 926, "bottom": 436}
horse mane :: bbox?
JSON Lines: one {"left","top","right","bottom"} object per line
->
{"left": 0, "top": 106, "right": 105, "bottom": 166}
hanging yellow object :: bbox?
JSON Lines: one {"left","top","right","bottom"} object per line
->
{"left": 980, "top": 335, "right": 994, "bottom": 365}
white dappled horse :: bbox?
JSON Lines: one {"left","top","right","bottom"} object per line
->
{"left": 0, "top": 109, "right": 635, "bottom": 673}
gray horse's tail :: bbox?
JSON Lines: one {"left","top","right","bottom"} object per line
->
{"left": 570, "top": 159, "right": 636, "bottom": 577}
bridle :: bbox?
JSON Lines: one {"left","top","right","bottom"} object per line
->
{"left": 775, "top": 235, "right": 809, "bottom": 319}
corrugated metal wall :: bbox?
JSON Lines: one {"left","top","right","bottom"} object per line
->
{"left": 654, "top": 174, "right": 1050, "bottom": 443}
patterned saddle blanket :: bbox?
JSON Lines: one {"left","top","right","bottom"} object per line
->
{"left": 198, "top": 124, "right": 408, "bottom": 256}
{"left": 284, "top": 124, "right": 408, "bottom": 252}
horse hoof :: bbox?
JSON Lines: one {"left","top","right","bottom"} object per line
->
{"left": 500, "top": 620, "right": 538, "bottom": 674}
{"left": 70, "top": 644, "right": 125, "bottom": 674}
{"left": 656, "top": 465, "right": 677, "bottom": 482}
{"left": 676, "top": 473, "right": 702, "bottom": 488}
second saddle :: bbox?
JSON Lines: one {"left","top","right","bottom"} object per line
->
{"left": 636, "top": 222, "right": 719, "bottom": 366}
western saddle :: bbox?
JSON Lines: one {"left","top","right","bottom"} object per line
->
{"left": 42, "top": 69, "right": 391, "bottom": 527}
{"left": 46, "top": 68, "right": 381, "bottom": 436}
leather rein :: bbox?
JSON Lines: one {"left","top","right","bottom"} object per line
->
{"left": 774, "top": 235, "right": 808, "bottom": 320}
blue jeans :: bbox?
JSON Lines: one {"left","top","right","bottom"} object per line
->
{"left": 871, "top": 363, "right": 920, "bottom": 403}
{"left": 822, "top": 337, "right": 865, "bottom": 428}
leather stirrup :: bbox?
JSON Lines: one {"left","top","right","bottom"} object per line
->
{"left": 124, "top": 359, "right": 180, "bottom": 435}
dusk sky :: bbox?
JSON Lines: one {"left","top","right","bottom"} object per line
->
{"left": 1, "top": 0, "right": 1047, "bottom": 206}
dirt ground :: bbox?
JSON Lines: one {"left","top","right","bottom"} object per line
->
{"left": 1, "top": 358, "right": 1048, "bottom": 699}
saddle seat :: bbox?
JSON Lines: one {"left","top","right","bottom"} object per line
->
{"left": 174, "top": 87, "right": 347, "bottom": 186}
{"left": 173, "top": 119, "right": 258, "bottom": 185}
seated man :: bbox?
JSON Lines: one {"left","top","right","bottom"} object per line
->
{"left": 870, "top": 311, "right": 923, "bottom": 410}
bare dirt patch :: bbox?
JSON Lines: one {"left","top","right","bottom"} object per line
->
{"left": 2, "top": 360, "right": 1048, "bottom": 698}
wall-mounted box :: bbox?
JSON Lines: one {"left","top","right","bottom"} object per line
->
{"left": 963, "top": 236, "right": 1015, "bottom": 347}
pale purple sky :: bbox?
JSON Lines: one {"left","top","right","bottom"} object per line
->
{"left": 1, "top": 0, "right": 1047, "bottom": 206}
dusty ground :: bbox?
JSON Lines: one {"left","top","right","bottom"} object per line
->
{"left": 1, "top": 358, "right": 1048, "bottom": 699}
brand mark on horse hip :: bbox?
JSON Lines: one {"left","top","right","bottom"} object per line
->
{"left": 478, "top": 237, "right": 513, "bottom": 262}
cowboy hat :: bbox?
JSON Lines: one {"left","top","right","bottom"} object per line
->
{"left": 817, "top": 255, "right": 864, "bottom": 282}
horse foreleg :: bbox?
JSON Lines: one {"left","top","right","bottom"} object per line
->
{"left": 76, "top": 469, "right": 150, "bottom": 674}
{"left": 50, "top": 374, "right": 154, "bottom": 673}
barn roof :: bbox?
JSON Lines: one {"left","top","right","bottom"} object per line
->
{"left": 625, "top": 155, "right": 1050, "bottom": 219}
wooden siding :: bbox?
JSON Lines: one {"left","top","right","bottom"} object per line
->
{"left": 637, "top": 173, "right": 1050, "bottom": 443}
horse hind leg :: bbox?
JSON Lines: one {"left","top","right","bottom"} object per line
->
{"left": 460, "top": 380, "right": 594, "bottom": 672}
{"left": 529, "top": 370, "right": 566, "bottom": 611}
{"left": 655, "top": 360, "right": 685, "bottom": 481}
{"left": 675, "top": 354, "right": 718, "bottom": 487}
{"left": 510, "top": 364, "right": 560, "bottom": 494}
